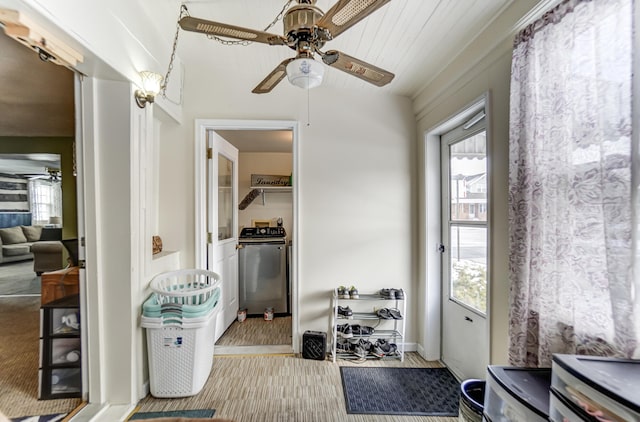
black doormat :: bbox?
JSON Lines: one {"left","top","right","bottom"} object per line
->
{"left": 340, "top": 367, "right": 460, "bottom": 416}
{"left": 128, "top": 409, "right": 215, "bottom": 420}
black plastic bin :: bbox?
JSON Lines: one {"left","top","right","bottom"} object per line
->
{"left": 459, "top": 379, "right": 486, "bottom": 422}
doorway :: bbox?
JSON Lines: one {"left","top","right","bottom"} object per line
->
{"left": 194, "top": 119, "right": 299, "bottom": 355}
{"left": 422, "top": 95, "right": 490, "bottom": 381}
{"left": 0, "top": 32, "right": 82, "bottom": 415}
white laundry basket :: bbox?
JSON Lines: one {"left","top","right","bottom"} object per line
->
{"left": 141, "top": 269, "right": 222, "bottom": 398}
{"left": 150, "top": 268, "right": 221, "bottom": 306}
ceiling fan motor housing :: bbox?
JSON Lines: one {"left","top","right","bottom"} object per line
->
{"left": 284, "top": 4, "right": 325, "bottom": 50}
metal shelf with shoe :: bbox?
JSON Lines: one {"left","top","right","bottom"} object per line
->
{"left": 330, "top": 287, "right": 405, "bottom": 362}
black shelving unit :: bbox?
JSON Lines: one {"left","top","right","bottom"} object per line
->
{"left": 39, "top": 294, "right": 82, "bottom": 399}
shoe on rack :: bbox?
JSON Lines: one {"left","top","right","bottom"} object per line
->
{"left": 394, "top": 289, "right": 405, "bottom": 299}
{"left": 370, "top": 341, "right": 385, "bottom": 358}
{"left": 388, "top": 308, "right": 403, "bottom": 320}
{"left": 337, "top": 306, "right": 353, "bottom": 318}
{"left": 336, "top": 339, "right": 351, "bottom": 353}
{"left": 369, "top": 339, "right": 392, "bottom": 358}
{"left": 351, "top": 324, "right": 375, "bottom": 336}
{"left": 337, "top": 286, "right": 349, "bottom": 299}
{"left": 380, "top": 288, "right": 394, "bottom": 299}
{"left": 337, "top": 323, "right": 353, "bottom": 339}
{"left": 387, "top": 342, "right": 398, "bottom": 356}
{"left": 352, "top": 339, "right": 372, "bottom": 359}
{"left": 349, "top": 286, "right": 359, "bottom": 299}
{"left": 377, "top": 308, "right": 393, "bottom": 319}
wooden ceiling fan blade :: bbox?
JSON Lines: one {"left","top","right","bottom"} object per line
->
{"left": 179, "top": 16, "right": 286, "bottom": 45}
{"left": 317, "top": 0, "right": 391, "bottom": 39}
{"left": 322, "top": 50, "right": 394, "bottom": 86}
{"left": 252, "top": 58, "right": 295, "bottom": 94}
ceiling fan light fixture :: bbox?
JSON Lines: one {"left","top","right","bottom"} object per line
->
{"left": 286, "top": 58, "right": 324, "bottom": 89}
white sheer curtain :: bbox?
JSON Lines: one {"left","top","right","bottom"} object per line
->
{"left": 28, "top": 179, "right": 63, "bottom": 226}
{"left": 508, "top": 0, "right": 638, "bottom": 367}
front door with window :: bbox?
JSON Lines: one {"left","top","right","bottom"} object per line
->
{"left": 441, "top": 119, "right": 489, "bottom": 380}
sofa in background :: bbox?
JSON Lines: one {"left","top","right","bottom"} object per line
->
{"left": 0, "top": 225, "right": 38, "bottom": 264}
{"left": 31, "top": 241, "right": 65, "bottom": 275}
{"left": 0, "top": 226, "right": 64, "bottom": 273}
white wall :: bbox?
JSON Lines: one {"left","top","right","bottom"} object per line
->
{"left": 82, "top": 77, "right": 138, "bottom": 406}
{"left": 158, "top": 72, "right": 418, "bottom": 345}
{"left": 238, "top": 152, "right": 293, "bottom": 235}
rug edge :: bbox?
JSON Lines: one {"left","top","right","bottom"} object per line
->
{"left": 128, "top": 409, "right": 215, "bottom": 420}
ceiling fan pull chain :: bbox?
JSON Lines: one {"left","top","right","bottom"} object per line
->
{"left": 307, "top": 80, "right": 311, "bottom": 127}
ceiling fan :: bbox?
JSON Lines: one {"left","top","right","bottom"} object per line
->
{"left": 179, "top": 0, "right": 395, "bottom": 94}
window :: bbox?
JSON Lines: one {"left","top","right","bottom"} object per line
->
{"left": 28, "top": 179, "right": 63, "bottom": 226}
{"left": 442, "top": 119, "right": 487, "bottom": 314}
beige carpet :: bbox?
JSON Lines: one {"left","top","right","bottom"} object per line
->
{"left": 215, "top": 316, "right": 292, "bottom": 346}
{"left": 0, "top": 260, "right": 40, "bottom": 296}
{"left": 134, "top": 353, "right": 459, "bottom": 422}
{"left": 0, "top": 296, "right": 81, "bottom": 418}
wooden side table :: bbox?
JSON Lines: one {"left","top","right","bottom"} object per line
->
{"left": 41, "top": 266, "right": 80, "bottom": 305}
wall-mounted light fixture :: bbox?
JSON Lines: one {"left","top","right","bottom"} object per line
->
{"left": 134, "top": 71, "right": 163, "bottom": 108}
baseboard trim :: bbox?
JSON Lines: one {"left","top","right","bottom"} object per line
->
{"left": 214, "top": 344, "right": 294, "bottom": 356}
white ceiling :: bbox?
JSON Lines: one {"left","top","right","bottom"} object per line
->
{"left": 173, "top": 0, "right": 515, "bottom": 97}
{"left": 0, "top": 0, "right": 521, "bottom": 143}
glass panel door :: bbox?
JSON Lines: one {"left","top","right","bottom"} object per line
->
{"left": 218, "top": 154, "right": 233, "bottom": 241}
{"left": 448, "top": 131, "right": 487, "bottom": 314}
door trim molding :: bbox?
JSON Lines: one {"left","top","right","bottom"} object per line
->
{"left": 420, "top": 94, "right": 490, "bottom": 365}
{"left": 194, "top": 119, "right": 300, "bottom": 353}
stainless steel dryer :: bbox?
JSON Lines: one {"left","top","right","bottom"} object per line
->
{"left": 238, "top": 227, "right": 289, "bottom": 316}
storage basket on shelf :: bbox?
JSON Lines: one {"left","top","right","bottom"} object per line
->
{"left": 141, "top": 269, "right": 222, "bottom": 398}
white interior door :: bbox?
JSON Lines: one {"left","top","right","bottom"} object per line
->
{"left": 440, "top": 118, "right": 489, "bottom": 380}
{"left": 207, "top": 131, "right": 239, "bottom": 342}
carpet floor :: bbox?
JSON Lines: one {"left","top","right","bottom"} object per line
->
{"left": 135, "top": 353, "right": 460, "bottom": 422}
{"left": 341, "top": 367, "right": 460, "bottom": 416}
{"left": 0, "top": 296, "right": 81, "bottom": 418}
{"left": 0, "top": 260, "right": 40, "bottom": 296}
{"left": 215, "top": 316, "right": 292, "bottom": 346}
